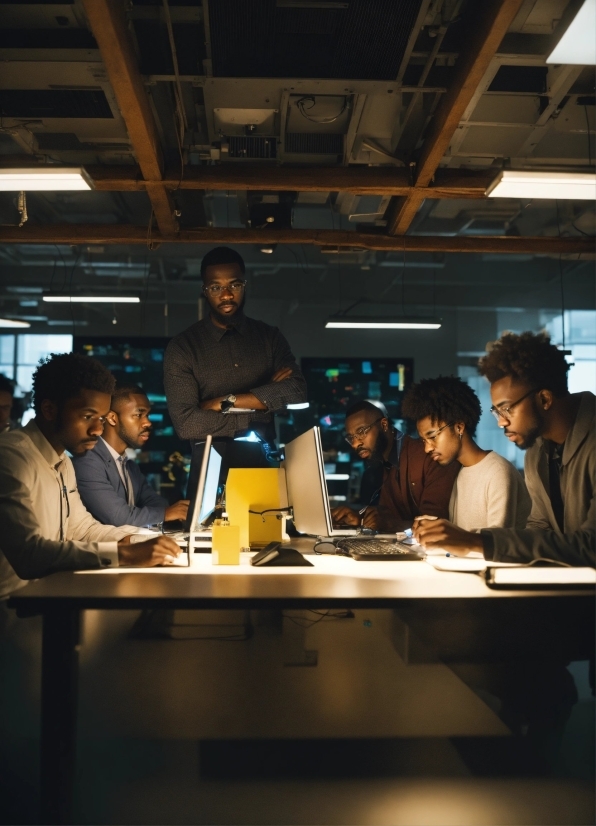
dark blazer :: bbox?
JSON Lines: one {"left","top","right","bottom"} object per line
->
{"left": 377, "top": 435, "right": 460, "bottom": 532}
{"left": 72, "top": 437, "right": 168, "bottom": 527}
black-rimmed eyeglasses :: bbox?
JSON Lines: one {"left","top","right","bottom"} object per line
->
{"left": 490, "top": 388, "right": 539, "bottom": 421}
{"left": 344, "top": 417, "right": 384, "bottom": 446}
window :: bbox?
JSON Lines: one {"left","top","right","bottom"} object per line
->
{"left": 16, "top": 334, "right": 72, "bottom": 393}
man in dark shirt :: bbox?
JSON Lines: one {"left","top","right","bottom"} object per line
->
{"left": 164, "top": 247, "right": 307, "bottom": 446}
{"left": 331, "top": 401, "right": 459, "bottom": 531}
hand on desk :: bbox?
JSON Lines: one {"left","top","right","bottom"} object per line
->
{"left": 117, "top": 535, "right": 181, "bottom": 567}
{"left": 331, "top": 505, "right": 378, "bottom": 529}
{"left": 165, "top": 499, "right": 190, "bottom": 522}
{"left": 413, "top": 516, "right": 484, "bottom": 556}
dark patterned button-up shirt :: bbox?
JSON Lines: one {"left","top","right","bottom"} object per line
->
{"left": 163, "top": 314, "right": 307, "bottom": 441}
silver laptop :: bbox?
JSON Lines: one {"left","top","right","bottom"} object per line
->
{"left": 284, "top": 426, "right": 358, "bottom": 537}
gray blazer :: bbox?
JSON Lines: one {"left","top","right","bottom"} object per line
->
{"left": 72, "top": 437, "right": 168, "bottom": 527}
{"left": 484, "top": 391, "right": 595, "bottom": 566}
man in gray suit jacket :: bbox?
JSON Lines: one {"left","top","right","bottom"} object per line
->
{"left": 414, "top": 332, "right": 594, "bottom": 567}
{"left": 73, "top": 385, "right": 189, "bottom": 528}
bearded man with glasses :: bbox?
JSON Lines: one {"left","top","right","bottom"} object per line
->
{"left": 414, "top": 332, "right": 595, "bottom": 567}
{"left": 164, "top": 247, "right": 307, "bottom": 450}
{"left": 331, "top": 400, "right": 458, "bottom": 531}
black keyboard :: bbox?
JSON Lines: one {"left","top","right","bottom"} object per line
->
{"left": 335, "top": 538, "right": 424, "bottom": 561}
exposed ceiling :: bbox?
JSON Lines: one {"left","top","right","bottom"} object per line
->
{"left": 0, "top": 0, "right": 594, "bottom": 329}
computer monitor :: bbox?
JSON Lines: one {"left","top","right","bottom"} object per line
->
{"left": 186, "top": 436, "right": 223, "bottom": 533}
{"left": 284, "top": 426, "right": 335, "bottom": 536}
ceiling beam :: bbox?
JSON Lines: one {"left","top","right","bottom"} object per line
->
{"left": 80, "top": 0, "right": 178, "bottom": 237}
{"left": 0, "top": 225, "right": 591, "bottom": 256}
{"left": 387, "top": 0, "right": 526, "bottom": 235}
{"left": 0, "top": 158, "right": 495, "bottom": 198}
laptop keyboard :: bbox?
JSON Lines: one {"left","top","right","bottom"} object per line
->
{"left": 335, "top": 538, "right": 423, "bottom": 559}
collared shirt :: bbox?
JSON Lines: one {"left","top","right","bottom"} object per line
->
{"left": 163, "top": 313, "right": 307, "bottom": 441}
{"left": 0, "top": 420, "right": 137, "bottom": 597}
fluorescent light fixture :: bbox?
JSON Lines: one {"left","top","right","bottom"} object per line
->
{"left": 547, "top": 0, "right": 596, "bottom": 64}
{"left": 43, "top": 295, "right": 140, "bottom": 304}
{"left": 326, "top": 316, "right": 442, "bottom": 330}
{"left": 325, "top": 473, "right": 350, "bottom": 481}
{"left": 0, "top": 167, "right": 95, "bottom": 191}
{"left": 0, "top": 318, "right": 31, "bottom": 328}
{"left": 286, "top": 402, "right": 310, "bottom": 410}
{"left": 487, "top": 170, "right": 596, "bottom": 199}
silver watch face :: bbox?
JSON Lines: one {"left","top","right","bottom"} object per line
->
{"left": 228, "top": 394, "right": 237, "bottom": 403}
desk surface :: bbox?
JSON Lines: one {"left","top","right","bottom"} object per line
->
{"left": 8, "top": 552, "right": 594, "bottom": 610}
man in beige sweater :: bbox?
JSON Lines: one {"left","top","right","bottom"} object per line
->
{"left": 402, "top": 375, "right": 530, "bottom": 535}
{"left": 0, "top": 353, "right": 181, "bottom": 597}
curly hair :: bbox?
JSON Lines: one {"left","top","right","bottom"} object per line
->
{"left": 478, "top": 331, "right": 569, "bottom": 397}
{"left": 402, "top": 376, "right": 482, "bottom": 435}
{"left": 32, "top": 353, "right": 116, "bottom": 413}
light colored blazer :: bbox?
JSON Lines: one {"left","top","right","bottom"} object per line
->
{"left": 484, "top": 391, "right": 595, "bottom": 566}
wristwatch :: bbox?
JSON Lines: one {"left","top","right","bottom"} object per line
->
{"left": 220, "top": 394, "right": 237, "bottom": 412}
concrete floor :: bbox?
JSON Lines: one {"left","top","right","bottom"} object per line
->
{"left": 0, "top": 606, "right": 593, "bottom": 825}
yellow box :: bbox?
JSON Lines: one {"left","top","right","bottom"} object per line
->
{"left": 226, "top": 468, "right": 287, "bottom": 548}
{"left": 211, "top": 524, "right": 240, "bottom": 565}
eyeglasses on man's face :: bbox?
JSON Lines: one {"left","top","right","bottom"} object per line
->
{"left": 344, "top": 417, "right": 384, "bottom": 446}
{"left": 419, "top": 422, "right": 453, "bottom": 446}
{"left": 489, "top": 387, "right": 539, "bottom": 422}
{"left": 203, "top": 280, "right": 247, "bottom": 296}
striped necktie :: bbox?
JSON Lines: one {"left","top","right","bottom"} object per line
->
{"left": 118, "top": 455, "right": 135, "bottom": 506}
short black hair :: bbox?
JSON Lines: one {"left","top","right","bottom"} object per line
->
{"left": 478, "top": 331, "right": 570, "bottom": 397}
{"left": 0, "top": 373, "right": 14, "bottom": 396}
{"left": 32, "top": 353, "right": 115, "bottom": 413}
{"left": 402, "top": 376, "right": 482, "bottom": 435}
{"left": 345, "top": 400, "right": 386, "bottom": 420}
{"left": 111, "top": 384, "right": 148, "bottom": 410}
{"left": 200, "top": 246, "right": 245, "bottom": 280}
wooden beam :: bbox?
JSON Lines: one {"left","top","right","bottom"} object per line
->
{"left": 385, "top": 192, "right": 426, "bottom": 236}
{"left": 81, "top": 0, "right": 178, "bottom": 236}
{"left": 387, "top": 0, "right": 526, "bottom": 235}
{"left": 0, "top": 158, "right": 495, "bottom": 198}
{"left": 0, "top": 225, "right": 591, "bottom": 255}
{"left": 416, "top": 0, "right": 526, "bottom": 187}
{"left": 88, "top": 165, "right": 494, "bottom": 198}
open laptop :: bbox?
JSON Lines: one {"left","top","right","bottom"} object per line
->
{"left": 185, "top": 434, "right": 223, "bottom": 543}
{"left": 283, "top": 426, "right": 358, "bottom": 537}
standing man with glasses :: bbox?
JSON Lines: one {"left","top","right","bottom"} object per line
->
{"left": 331, "top": 400, "right": 458, "bottom": 531}
{"left": 402, "top": 376, "right": 530, "bottom": 534}
{"left": 414, "top": 332, "right": 595, "bottom": 567}
{"left": 164, "top": 247, "right": 307, "bottom": 450}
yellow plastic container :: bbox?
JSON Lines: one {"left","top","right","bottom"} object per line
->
{"left": 211, "top": 519, "right": 241, "bottom": 565}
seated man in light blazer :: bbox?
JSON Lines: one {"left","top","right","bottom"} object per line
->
{"left": 73, "top": 384, "right": 189, "bottom": 527}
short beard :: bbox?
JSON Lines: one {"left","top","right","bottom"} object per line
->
{"left": 509, "top": 399, "right": 544, "bottom": 450}
{"left": 366, "top": 427, "right": 389, "bottom": 467}
{"left": 117, "top": 421, "right": 144, "bottom": 450}
{"left": 210, "top": 292, "right": 246, "bottom": 327}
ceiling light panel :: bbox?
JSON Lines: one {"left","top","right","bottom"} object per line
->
{"left": 547, "top": 0, "right": 596, "bottom": 65}
{"left": 0, "top": 168, "right": 94, "bottom": 191}
{"left": 486, "top": 171, "right": 596, "bottom": 200}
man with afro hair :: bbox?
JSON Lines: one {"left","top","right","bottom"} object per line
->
{"left": 403, "top": 376, "right": 530, "bottom": 533}
{"left": 414, "top": 332, "right": 594, "bottom": 567}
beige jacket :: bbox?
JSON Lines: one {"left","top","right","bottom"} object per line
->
{"left": 483, "top": 391, "right": 595, "bottom": 566}
{"left": 0, "top": 420, "right": 136, "bottom": 597}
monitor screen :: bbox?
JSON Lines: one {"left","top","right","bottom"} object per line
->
{"left": 284, "top": 426, "right": 331, "bottom": 536}
{"left": 198, "top": 447, "right": 222, "bottom": 527}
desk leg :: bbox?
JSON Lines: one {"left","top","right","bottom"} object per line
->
{"left": 40, "top": 607, "right": 80, "bottom": 826}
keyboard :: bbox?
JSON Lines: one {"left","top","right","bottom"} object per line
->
{"left": 335, "top": 538, "right": 425, "bottom": 561}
